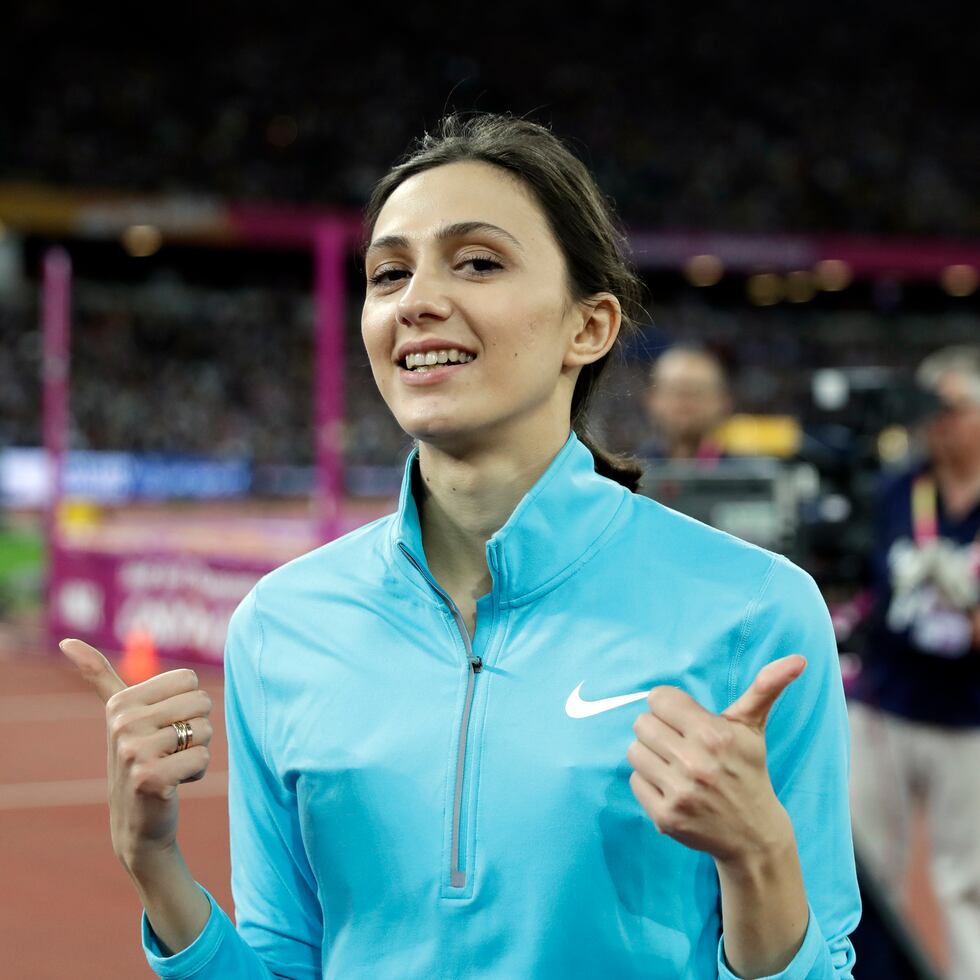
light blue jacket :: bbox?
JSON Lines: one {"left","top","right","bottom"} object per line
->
{"left": 143, "top": 430, "right": 860, "bottom": 978}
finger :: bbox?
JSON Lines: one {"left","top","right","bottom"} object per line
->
{"left": 627, "top": 735, "right": 674, "bottom": 790}
{"left": 722, "top": 654, "right": 807, "bottom": 732}
{"left": 59, "top": 638, "right": 127, "bottom": 704}
{"left": 110, "top": 668, "right": 200, "bottom": 711}
{"left": 131, "top": 745, "right": 212, "bottom": 797}
{"left": 629, "top": 770, "right": 664, "bottom": 821}
{"left": 633, "top": 711, "right": 685, "bottom": 764}
{"left": 115, "top": 717, "right": 214, "bottom": 770}
{"left": 151, "top": 716, "right": 214, "bottom": 758}
{"left": 646, "top": 684, "right": 714, "bottom": 736}
{"left": 109, "top": 689, "right": 212, "bottom": 741}
{"left": 144, "top": 689, "right": 213, "bottom": 731}
{"left": 158, "top": 744, "right": 212, "bottom": 785}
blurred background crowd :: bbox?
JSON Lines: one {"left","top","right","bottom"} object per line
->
{"left": 5, "top": 1, "right": 977, "bottom": 234}
{"left": 1, "top": 0, "right": 977, "bottom": 477}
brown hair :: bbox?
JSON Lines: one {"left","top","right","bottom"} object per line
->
{"left": 365, "top": 111, "right": 648, "bottom": 492}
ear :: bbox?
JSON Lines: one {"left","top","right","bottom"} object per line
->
{"left": 563, "top": 293, "right": 622, "bottom": 369}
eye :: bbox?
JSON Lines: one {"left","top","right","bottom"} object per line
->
{"left": 459, "top": 254, "right": 503, "bottom": 275}
{"left": 367, "top": 266, "right": 409, "bottom": 287}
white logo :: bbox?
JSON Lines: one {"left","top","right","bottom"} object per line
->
{"left": 565, "top": 682, "right": 650, "bottom": 719}
{"left": 57, "top": 579, "right": 104, "bottom": 631}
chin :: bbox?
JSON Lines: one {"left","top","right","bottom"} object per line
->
{"left": 402, "top": 420, "right": 468, "bottom": 446}
{"left": 405, "top": 420, "right": 496, "bottom": 455}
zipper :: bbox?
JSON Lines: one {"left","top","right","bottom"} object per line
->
{"left": 398, "top": 543, "right": 486, "bottom": 888}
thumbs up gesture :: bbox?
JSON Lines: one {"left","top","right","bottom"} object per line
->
{"left": 59, "top": 638, "right": 215, "bottom": 871}
{"left": 627, "top": 655, "right": 807, "bottom": 863}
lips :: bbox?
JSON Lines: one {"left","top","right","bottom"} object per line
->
{"left": 398, "top": 358, "right": 476, "bottom": 385}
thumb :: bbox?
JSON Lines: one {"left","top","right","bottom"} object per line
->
{"left": 59, "top": 638, "right": 127, "bottom": 704}
{"left": 722, "top": 654, "right": 807, "bottom": 732}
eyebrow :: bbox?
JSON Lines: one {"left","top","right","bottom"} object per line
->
{"left": 365, "top": 221, "right": 524, "bottom": 258}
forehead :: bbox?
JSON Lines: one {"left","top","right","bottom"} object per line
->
{"left": 934, "top": 370, "right": 980, "bottom": 407}
{"left": 371, "top": 160, "right": 552, "bottom": 247}
{"left": 656, "top": 353, "right": 723, "bottom": 385}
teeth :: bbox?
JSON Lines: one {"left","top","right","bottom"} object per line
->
{"left": 404, "top": 349, "right": 475, "bottom": 369}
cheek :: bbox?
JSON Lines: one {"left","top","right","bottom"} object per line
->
{"left": 360, "top": 312, "right": 391, "bottom": 372}
{"left": 507, "top": 295, "right": 569, "bottom": 368}
{"left": 497, "top": 326, "right": 562, "bottom": 390}
{"left": 954, "top": 420, "right": 980, "bottom": 448}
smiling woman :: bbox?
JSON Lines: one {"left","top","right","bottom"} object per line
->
{"left": 64, "top": 112, "right": 861, "bottom": 980}
{"left": 361, "top": 115, "right": 648, "bottom": 492}
{"left": 362, "top": 160, "right": 616, "bottom": 468}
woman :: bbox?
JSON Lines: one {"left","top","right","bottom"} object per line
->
{"left": 62, "top": 113, "right": 860, "bottom": 979}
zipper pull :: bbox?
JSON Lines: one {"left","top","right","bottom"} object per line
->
{"left": 471, "top": 656, "right": 483, "bottom": 673}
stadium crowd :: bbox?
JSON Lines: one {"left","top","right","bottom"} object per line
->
{"left": 3, "top": 0, "right": 977, "bottom": 473}
{"left": 2, "top": 279, "right": 979, "bottom": 474}
{"left": 5, "top": 0, "right": 977, "bottom": 236}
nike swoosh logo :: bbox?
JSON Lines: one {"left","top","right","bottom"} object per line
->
{"left": 565, "top": 682, "right": 650, "bottom": 719}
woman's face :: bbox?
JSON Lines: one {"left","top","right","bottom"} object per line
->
{"left": 361, "top": 160, "right": 591, "bottom": 454}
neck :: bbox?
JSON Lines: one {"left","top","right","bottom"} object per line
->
{"left": 933, "top": 453, "right": 980, "bottom": 519}
{"left": 416, "top": 427, "right": 570, "bottom": 595}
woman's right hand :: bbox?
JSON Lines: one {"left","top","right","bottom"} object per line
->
{"left": 60, "top": 638, "right": 214, "bottom": 870}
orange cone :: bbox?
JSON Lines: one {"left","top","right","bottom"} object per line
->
{"left": 120, "top": 627, "right": 160, "bottom": 684}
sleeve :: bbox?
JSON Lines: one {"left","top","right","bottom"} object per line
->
{"left": 716, "top": 555, "right": 861, "bottom": 980}
{"left": 141, "top": 584, "right": 323, "bottom": 979}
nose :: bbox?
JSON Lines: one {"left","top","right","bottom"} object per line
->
{"left": 395, "top": 265, "right": 452, "bottom": 326}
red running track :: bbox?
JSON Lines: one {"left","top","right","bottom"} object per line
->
{"left": 0, "top": 651, "right": 231, "bottom": 979}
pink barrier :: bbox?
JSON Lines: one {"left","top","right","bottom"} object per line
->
{"left": 47, "top": 543, "right": 274, "bottom": 666}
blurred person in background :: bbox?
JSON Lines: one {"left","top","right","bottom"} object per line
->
{"left": 849, "top": 345, "right": 980, "bottom": 980}
{"left": 638, "top": 345, "right": 733, "bottom": 463}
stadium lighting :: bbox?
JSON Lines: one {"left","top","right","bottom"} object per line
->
{"left": 747, "top": 272, "right": 782, "bottom": 306}
{"left": 814, "top": 259, "right": 852, "bottom": 292}
{"left": 785, "top": 270, "right": 816, "bottom": 303}
{"left": 940, "top": 263, "right": 978, "bottom": 297}
{"left": 121, "top": 224, "right": 163, "bottom": 257}
{"left": 683, "top": 253, "right": 724, "bottom": 287}
{"left": 878, "top": 425, "right": 910, "bottom": 464}
{"left": 812, "top": 369, "right": 849, "bottom": 410}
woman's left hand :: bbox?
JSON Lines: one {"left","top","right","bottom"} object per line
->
{"left": 627, "top": 655, "right": 807, "bottom": 864}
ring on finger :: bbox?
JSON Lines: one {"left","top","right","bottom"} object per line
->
{"left": 171, "top": 720, "right": 194, "bottom": 753}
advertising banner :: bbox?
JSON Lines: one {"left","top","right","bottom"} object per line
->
{"left": 47, "top": 545, "right": 272, "bottom": 666}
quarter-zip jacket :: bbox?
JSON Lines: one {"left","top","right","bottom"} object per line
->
{"left": 143, "top": 431, "right": 860, "bottom": 979}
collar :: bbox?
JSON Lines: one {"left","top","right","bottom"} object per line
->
{"left": 387, "top": 430, "right": 630, "bottom": 604}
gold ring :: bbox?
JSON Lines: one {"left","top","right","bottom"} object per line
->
{"left": 171, "top": 720, "right": 193, "bottom": 753}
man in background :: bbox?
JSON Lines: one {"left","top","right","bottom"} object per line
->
{"left": 849, "top": 345, "right": 980, "bottom": 980}
{"left": 638, "top": 345, "right": 733, "bottom": 463}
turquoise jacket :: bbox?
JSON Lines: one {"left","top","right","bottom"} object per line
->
{"left": 143, "top": 430, "right": 860, "bottom": 978}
